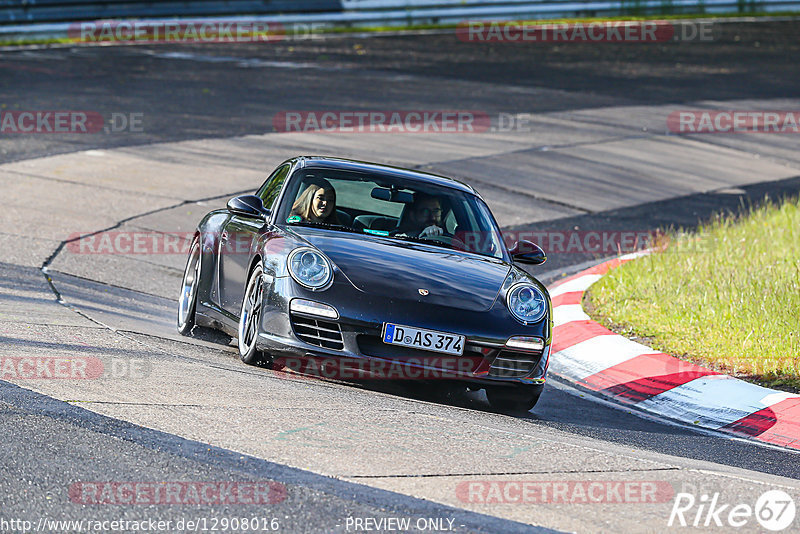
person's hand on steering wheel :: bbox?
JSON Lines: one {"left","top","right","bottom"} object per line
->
{"left": 419, "top": 225, "right": 444, "bottom": 238}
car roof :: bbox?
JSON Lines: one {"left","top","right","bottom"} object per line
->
{"left": 293, "top": 156, "right": 481, "bottom": 198}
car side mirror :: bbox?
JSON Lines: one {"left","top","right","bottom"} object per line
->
{"left": 227, "top": 195, "right": 269, "bottom": 220}
{"left": 509, "top": 240, "right": 546, "bottom": 265}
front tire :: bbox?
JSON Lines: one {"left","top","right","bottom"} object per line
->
{"left": 238, "top": 264, "right": 266, "bottom": 365}
{"left": 486, "top": 384, "right": 543, "bottom": 413}
{"left": 177, "top": 237, "right": 201, "bottom": 336}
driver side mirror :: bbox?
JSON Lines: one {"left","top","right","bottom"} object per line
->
{"left": 227, "top": 195, "right": 269, "bottom": 220}
{"left": 509, "top": 240, "right": 546, "bottom": 265}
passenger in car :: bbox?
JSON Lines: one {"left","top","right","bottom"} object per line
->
{"left": 397, "top": 193, "right": 445, "bottom": 238}
{"left": 290, "top": 179, "right": 342, "bottom": 225}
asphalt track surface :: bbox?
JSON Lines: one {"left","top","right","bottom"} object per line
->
{"left": 1, "top": 19, "right": 800, "bottom": 533}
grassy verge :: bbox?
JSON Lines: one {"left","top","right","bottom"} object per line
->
{"left": 586, "top": 196, "right": 800, "bottom": 392}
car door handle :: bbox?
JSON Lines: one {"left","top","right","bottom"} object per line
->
{"left": 221, "top": 231, "right": 228, "bottom": 242}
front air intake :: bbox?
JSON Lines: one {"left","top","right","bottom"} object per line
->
{"left": 488, "top": 351, "right": 541, "bottom": 378}
{"left": 290, "top": 314, "right": 344, "bottom": 350}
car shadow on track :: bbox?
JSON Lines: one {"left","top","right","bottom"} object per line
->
{"left": 264, "top": 365, "right": 800, "bottom": 481}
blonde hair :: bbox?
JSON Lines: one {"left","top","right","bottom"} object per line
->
{"left": 291, "top": 180, "right": 338, "bottom": 223}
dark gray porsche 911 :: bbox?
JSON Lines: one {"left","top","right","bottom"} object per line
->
{"left": 177, "top": 156, "right": 552, "bottom": 411}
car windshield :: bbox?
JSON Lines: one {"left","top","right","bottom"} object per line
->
{"left": 276, "top": 168, "right": 507, "bottom": 260}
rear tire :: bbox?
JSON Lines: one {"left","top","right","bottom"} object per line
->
{"left": 486, "top": 384, "right": 543, "bottom": 413}
{"left": 238, "top": 264, "right": 266, "bottom": 365}
{"left": 177, "top": 238, "right": 201, "bottom": 336}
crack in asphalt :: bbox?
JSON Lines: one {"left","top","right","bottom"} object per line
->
{"left": 344, "top": 467, "right": 682, "bottom": 478}
{"left": 39, "top": 187, "right": 251, "bottom": 271}
{"left": 47, "top": 270, "right": 181, "bottom": 300}
{"left": 67, "top": 401, "right": 205, "bottom": 407}
{"left": 31, "top": 186, "right": 258, "bottom": 364}
{"left": 0, "top": 320, "right": 106, "bottom": 328}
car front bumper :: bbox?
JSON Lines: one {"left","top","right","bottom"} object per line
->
{"left": 257, "top": 278, "right": 552, "bottom": 387}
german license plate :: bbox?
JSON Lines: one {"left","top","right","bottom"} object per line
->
{"left": 382, "top": 323, "right": 464, "bottom": 356}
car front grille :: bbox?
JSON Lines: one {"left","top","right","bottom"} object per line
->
{"left": 290, "top": 314, "right": 344, "bottom": 350}
{"left": 488, "top": 350, "right": 542, "bottom": 378}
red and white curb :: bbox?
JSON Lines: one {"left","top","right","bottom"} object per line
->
{"left": 547, "top": 252, "right": 800, "bottom": 451}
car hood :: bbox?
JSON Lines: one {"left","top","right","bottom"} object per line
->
{"left": 290, "top": 227, "right": 510, "bottom": 311}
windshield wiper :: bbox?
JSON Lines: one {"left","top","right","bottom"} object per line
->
{"left": 389, "top": 233, "right": 458, "bottom": 250}
{"left": 286, "top": 220, "right": 362, "bottom": 234}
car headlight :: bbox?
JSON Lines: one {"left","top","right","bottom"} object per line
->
{"left": 506, "top": 283, "right": 547, "bottom": 324}
{"left": 287, "top": 248, "right": 333, "bottom": 290}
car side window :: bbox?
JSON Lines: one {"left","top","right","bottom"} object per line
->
{"left": 258, "top": 164, "right": 290, "bottom": 210}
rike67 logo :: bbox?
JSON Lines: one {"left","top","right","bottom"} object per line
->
{"left": 669, "top": 490, "right": 795, "bottom": 531}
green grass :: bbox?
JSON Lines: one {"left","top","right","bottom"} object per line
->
{"left": 586, "top": 196, "right": 800, "bottom": 392}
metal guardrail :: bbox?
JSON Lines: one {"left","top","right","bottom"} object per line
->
{"left": 3, "top": 0, "right": 796, "bottom": 25}
{"left": 0, "top": 0, "right": 798, "bottom": 43}
{"left": 339, "top": 0, "right": 798, "bottom": 23}
{"left": 0, "top": 1, "right": 342, "bottom": 24}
